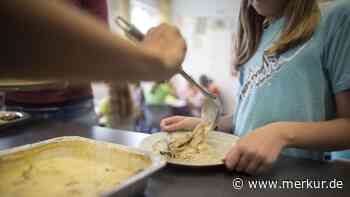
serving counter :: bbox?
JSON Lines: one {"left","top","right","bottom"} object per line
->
{"left": 0, "top": 120, "right": 349, "bottom": 196}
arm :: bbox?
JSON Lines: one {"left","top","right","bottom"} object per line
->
{"left": 225, "top": 91, "right": 350, "bottom": 175}
{"left": 282, "top": 91, "right": 350, "bottom": 151}
{"left": 160, "top": 113, "right": 234, "bottom": 132}
{"left": 1, "top": 1, "right": 186, "bottom": 81}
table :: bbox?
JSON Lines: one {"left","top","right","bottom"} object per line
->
{"left": 0, "top": 121, "right": 349, "bottom": 196}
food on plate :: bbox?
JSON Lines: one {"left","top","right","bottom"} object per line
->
{"left": 152, "top": 121, "right": 226, "bottom": 164}
{"left": 166, "top": 122, "right": 211, "bottom": 159}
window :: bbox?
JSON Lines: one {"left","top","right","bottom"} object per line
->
{"left": 130, "top": 0, "right": 161, "bottom": 34}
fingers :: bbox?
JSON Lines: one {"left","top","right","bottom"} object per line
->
{"left": 141, "top": 23, "right": 186, "bottom": 79}
{"left": 146, "top": 24, "right": 178, "bottom": 37}
{"left": 160, "top": 116, "right": 184, "bottom": 132}
{"left": 237, "top": 148, "right": 261, "bottom": 174}
{"left": 224, "top": 144, "right": 274, "bottom": 175}
{"left": 256, "top": 157, "right": 276, "bottom": 175}
{"left": 161, "top": 116, "right": 182, "bottom": 125}
{"left": 224, "top": 126, "right": 284, "bottom": 175}
{"left": 160, "top": 116, "right": 181, "bottom": 128}
{"left": 162, "top": 122, "right": 185, "bottom": 132}
{"left": 225, "top": 146, "right": 260, "bottom": 175}
{"left": 224, "top": 144, "right": 241, "bottom": 171}
{"left": 235, "top": 153, "right": 251, "bottom": 172}
{"left": 147, "top": 27, "right": 156, "bottom": 36}
{"left": 149, "top": 24, "right": 185, "bottom": 48}
{"left": 245, "top": 157, "right": 263, "bottom": 175}
{"left": 255, "top": 162, "right": 271, "bottom": 175}
{"left": 160, "top": 116, "right": 201, "bottom": 132}
{"left": 143, "top": 27, "right": 158, "bottom": 42}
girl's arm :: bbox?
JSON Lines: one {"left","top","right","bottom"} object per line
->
{"left": 1, "top": 0, "right": 186, "bottom": 81}
{"left": 160, "top": 113, "right": 235, "bottom": 133}
{"left": 225, "top": 91, "right": 350, "bottom": 175}
{"left": 282, "top": 91, "right": 350, "bottom": 151}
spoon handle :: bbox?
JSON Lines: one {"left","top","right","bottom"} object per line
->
{"left": 179, "top": 70, "right": 216, "bottom": 99}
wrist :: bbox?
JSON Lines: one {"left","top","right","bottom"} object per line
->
{"left": 141, "top": 46, "right": 177, "bottom": 80}
{"left": 268, "top": 122, "right": 296, "bottom": 148}
{"left": 157, "top": 53, "right": 179, "bottom": 78}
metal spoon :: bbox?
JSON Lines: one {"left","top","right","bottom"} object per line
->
{"left": 115, "top": 17, "right": 222, "bottom": 130}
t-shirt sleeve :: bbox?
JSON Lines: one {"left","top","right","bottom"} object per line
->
{"left": 322, "top": 1, "right": 350, "bottom": 94}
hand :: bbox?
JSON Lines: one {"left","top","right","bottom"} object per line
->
{"left": 141, "top": 24, "right": 187, "bottom": 77}
{"left": 224, "top": 123, "right": 289, "bottom": 175}
{"left": 160, "top": 116, "right": 201, "bottom": 132}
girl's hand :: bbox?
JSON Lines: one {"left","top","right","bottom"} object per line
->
{"left": 224, "top": 123, "right": 289, "bottom": 175}
{"left": 160, "top": 116, "right": 201, "bottom": 132}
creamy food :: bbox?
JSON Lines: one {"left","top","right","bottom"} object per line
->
{"left": 152, "top": 122, "right": 224, "bottom": 165}
{"left": 0, "top": 139, "right": 151, "bottom": 197}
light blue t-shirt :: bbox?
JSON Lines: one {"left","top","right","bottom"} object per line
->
{"left": 234, "top": 0, "right": 350, "bottom": 160}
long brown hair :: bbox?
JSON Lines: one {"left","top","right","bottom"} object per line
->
{"left": 233, "top": 0, "right": 321, "bottom": 70}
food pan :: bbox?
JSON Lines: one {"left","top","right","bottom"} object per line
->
{"left": 0, "top": 136, "right": 166, "bottom": 197}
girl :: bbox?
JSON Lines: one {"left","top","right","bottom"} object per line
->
{"left": 161, "top": 0, "right": 350, "bottom": 175}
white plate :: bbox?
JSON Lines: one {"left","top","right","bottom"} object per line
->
{"left": 139, "top": 131, "right": 239, "bottom": 167}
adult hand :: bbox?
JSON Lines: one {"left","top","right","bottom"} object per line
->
{"left": 140, "top": 24, "right": 187, "bottom": 78}
{"left": 160, "top": 116, "right": 201, "bottom": 132}
{"left": 224, "top": 122, "right": 289, "bottom": 175}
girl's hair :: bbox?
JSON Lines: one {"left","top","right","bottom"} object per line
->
{"left": 233, "top": 0, "right": 321, "bottom": 70}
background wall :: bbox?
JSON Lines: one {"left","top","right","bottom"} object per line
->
{"left": 171, "top": 0, "right": 240, "bottom": 113}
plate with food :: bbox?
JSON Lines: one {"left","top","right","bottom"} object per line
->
{"left": 139, "top": 122, "right": 239, "bottom": 167}
{"left": 0, "top": 111, "right": 31, "bottom": 129}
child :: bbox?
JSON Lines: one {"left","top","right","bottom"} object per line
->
{"left": 161, "top": 0, "right": 350, "bottom": 175}
{"left": 98, "top": 83, "right": 135, "bottom": 130}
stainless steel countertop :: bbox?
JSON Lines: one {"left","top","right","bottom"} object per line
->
{"left": 0, "top": 120, "right": 349, "bottom": 196}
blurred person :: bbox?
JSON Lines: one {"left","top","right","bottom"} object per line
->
{"left": 199, "top": 75, "right": 221, "bottom": 97}
{"left": 186, "top": 83, "right": 204, "bottom": 117}
{"left": 142, "top": 81, "right": 177, "bottom": 132}
{"left": 143, "top": 81, "right": 177, "bottom": 106}
{"left": 98, "top": 83, "right": 135, "bottom": 130}
{"left": 129, "top": 82, "right": 144, "bottom": 112}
